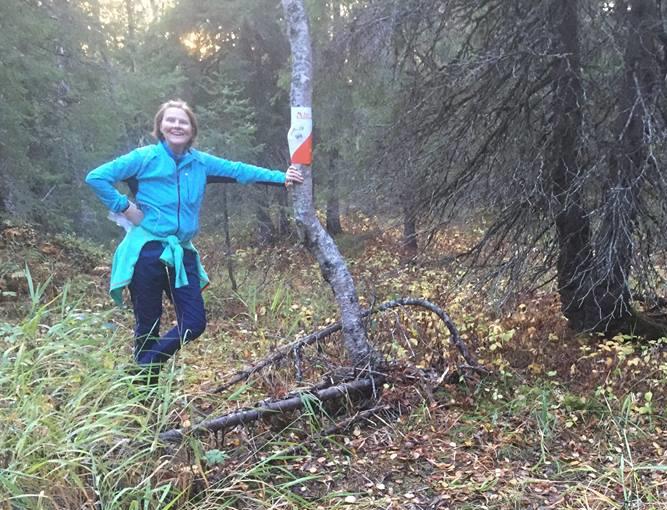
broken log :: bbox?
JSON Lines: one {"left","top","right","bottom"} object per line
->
{"left": 159, "top": 378, "right": 376, "bottom": 443}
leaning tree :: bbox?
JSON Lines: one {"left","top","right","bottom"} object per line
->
{"left": 281, "top": 0, "right": 381, "bottom": 370}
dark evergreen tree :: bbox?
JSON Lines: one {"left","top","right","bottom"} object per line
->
{"left": 368, "top": 0, "right": 667, "bottom": 336}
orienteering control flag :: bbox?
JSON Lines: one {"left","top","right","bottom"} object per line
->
{"left": 287, "top": 107, "right": 313, "bottom": 165}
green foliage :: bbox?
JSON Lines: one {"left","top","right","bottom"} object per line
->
{"left": 197, "top": 78, "right": 262, "bottom": 161}
{"left": 204, "top": 449, "right": 229, "bottom": 466}
{"left": 1, "top": 306, "right": 173, "bottom": 507}
{"left": 3, "top": 211, "right": 667, "bottom": 508}
{"left": 0, "top": 0, "right": 298, "bottom": 241}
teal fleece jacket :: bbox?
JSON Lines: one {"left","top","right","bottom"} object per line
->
{"left": 86, "top": 142, "right": 287, "bottom": 242}
{"left": 86, "top": 142, "right": 287, "bottom": 303}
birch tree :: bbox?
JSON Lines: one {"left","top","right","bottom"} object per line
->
{"left": 281, "top": 0, "right": 381, "bottom": 371}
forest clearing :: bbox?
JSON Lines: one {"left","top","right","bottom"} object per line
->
{"left": 1, "top": 217, "right": 666, "bottom": 509}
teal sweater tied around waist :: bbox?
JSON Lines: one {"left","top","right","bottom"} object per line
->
{"left": 109, "top": 225, "right": 209, "bottom": 305}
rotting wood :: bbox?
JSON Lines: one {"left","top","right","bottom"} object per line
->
{"left": 159, "top": 378, "right": 377, "bottom": 443}
{"left": 212, "top": 297, "right": 484, "bottom": 394}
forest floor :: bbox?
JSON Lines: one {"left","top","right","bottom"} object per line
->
{"left": 1, "top": 215, "right": 666, "bottom": 510}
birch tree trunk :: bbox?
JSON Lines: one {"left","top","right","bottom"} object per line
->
{"left": 281, "top": 0, "right": 381, "bottom": 371}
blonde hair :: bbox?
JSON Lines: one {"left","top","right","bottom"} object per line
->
{"left": 152, "top": 99, "right": 198, "bottom": 147}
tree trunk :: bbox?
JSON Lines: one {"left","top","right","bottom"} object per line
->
{"left": 0, "top": 157, "right": 11, "bottom": 216}
{"left": 402, "top": 202, "right": 418, "bottom": 253}
{"left": 276, "top": 188, "right": 291, "bottom": 237}
{"left": 401, "top": 170, "right": 418, "bottom": 254}
{"left": 123, "top": 0, "right": 136, "bottom": 73}
{"left": 255, "top": 188, "right": 275, "bottom": 245}
{"left": 325, "top": 151, "right": 343, "bottom": 236}
{"left": 326, "top": 185, "right": 343, "bottom": 235}
{"left": 323, "top": 0, "right": 344, "bottom": 237}
{"left": 548, "top": 0, "right": 597, "bottom": 331}
{"left": 552, "top": 0, "right": 663, "bottom": 335}
{"left": 281, "top": 0, "right": 380, "bottom": 369}
{"left": 590, "top": 0, "right": 660, "bottom": 333}
{"left": 221, "top": 187, "right": 238, "bottom": 291}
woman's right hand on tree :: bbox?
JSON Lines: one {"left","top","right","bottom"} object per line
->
{"left": 285, "top": 165, "right": 304, "bottom": 187}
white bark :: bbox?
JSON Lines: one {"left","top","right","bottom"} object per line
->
{"left": 281, "top": 0, "right": 380, "bottom": 369}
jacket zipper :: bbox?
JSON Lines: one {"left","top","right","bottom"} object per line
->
{"left": 176, "top": 162, "right": 181, "bottom": 236}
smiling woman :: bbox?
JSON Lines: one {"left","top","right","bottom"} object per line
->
{"left": 85, "top": 98, "right": 303, "bottom": 390}
{"left": 153, "top": 102, "right": 197, "bottom": 154}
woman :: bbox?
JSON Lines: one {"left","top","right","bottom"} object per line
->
{"left": 86, "top": 99, "right": 303, "bottom": 384}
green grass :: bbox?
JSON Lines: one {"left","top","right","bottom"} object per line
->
{"left": 0, "top": 272, "right": 323, "bottom": 510}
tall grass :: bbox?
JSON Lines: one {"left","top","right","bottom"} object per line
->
{"left": 0, "top": 273, "right": 322, "bottom": 510}
{"left": 0, "top": 282, "right": 178, "bottom": 508}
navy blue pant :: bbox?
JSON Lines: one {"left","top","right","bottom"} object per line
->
{"left": 129, "top": 242, "right": 207, "bottom": 367}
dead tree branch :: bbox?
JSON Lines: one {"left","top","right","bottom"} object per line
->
{"left": 159, "top": 378, "right": 376, "bottom": 443}
{"left": 212, "top": 297, "right": 483, "bottom": 394}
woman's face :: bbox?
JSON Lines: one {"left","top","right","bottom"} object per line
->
{"left": 160, "top": 107, "right": 193, "bottom": 154}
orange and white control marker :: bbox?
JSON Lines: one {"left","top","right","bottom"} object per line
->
{"left": 287, "top": 107, "right": 313, "bottom": 165}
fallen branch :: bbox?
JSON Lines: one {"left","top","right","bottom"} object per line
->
{"left": 212, "top": 297, "right": 483, "bottom": 393}
{"left": 160, "top": 378, "right": 376, "bottom": 443}
{"left": 212, "top": 321, "right": 343, "bottom": 393}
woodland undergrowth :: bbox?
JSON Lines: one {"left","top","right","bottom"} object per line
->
{"left": 0, "top": 215, "right": 666, "bottom": 509}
